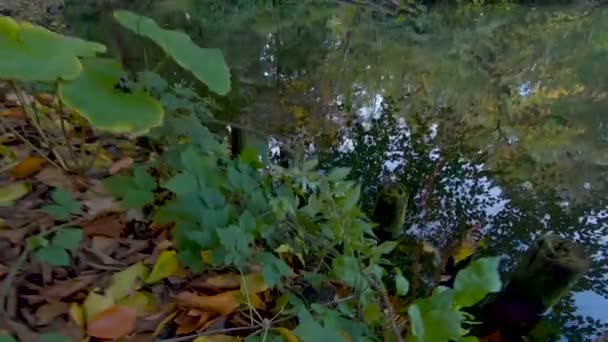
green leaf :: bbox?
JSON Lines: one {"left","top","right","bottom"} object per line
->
{"left": 113, "top": 10, "right": 231, "bottom": 95}
{"left": 327, "top": 167, "right": 351, "bottom": 182}
{"left": 34, "top": 246, "right": 70, "bottom": 266}
{"left": 27, "top": 235, "right": 49, "bottom": 250}
{"left": 0, "top": 182, "right": 30, "bottom": 207}
{"left": 43, "top": 189, "right": 81, "bottom": 220}
{"left": 0, "top": 16, "right": 105, "bottom": 81}
{"left": 453, "top": 257, "right": 502, "bottom": 308}
{"left": 394, "top": 268, "right": 410, "bottom": 296}
{"left": 258, "top": 252, "right": 292, "bottom": 288}
{"left": 51, "top": 228, "right": 82, "bottom": 250}
{"left": 146, "top": 250, "right": 180, "bottom": 284}
{"left": 40, "top": 333, "right": 71, "bottom": 342}
{"left": 375, "top": 241, "right": 398, "bottom": 255}
{"left": 164, "top": 172, "right": 198, "bottom": 195}
{"left": 0, "top": 334, "right": 17, "bottom": 342}
{"left": 103, "top": 175, "right": 134, "bottom": 197}
{"left": 107, "top": 262, "right": 149, "bottom": 301}
{"left": 239, "top": 210, "right": 257, "bottom": 234}
{"left": 132, "top": 167, "right": 156, "bottom": 191}
{"left": 407, "top": 304, "right": 424, "bottom": 338}
{"left": 217, "top": 226, "right": 253, "bottom": 266}
{"left": 122, "top": 189, "right": 155, "bottom": 209}
{"left": 332, "top": 256, "right": 365, "bottom": 289}
{"left": 59, "top": 58, "right": 164, "bottom": 135}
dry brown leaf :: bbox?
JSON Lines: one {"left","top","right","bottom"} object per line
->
{"left": 91, "top": 236, "right": 120, "bottom": 255}
{"left": 83, "top": 214, "right": 124, "bottom": 238}
{"left": 41, "top": 274, "right": 99, "bottom": 301}
{"left": 34, "top": 302, "right": 69, "bottom": 326}
{"left": 35, "top": 167, "right": 75, "bottom": 192}
{"left": 190, "top": 274, "right": 242, "bottom": 291}
{"left": 87, "top": 305, "right": 136, "bottom": 339}
{"left": 34, "top": 93, "right": 56, "bottom": 107}
{"left": 82, "top": 196, "right": 122, "bottom": 217}
{"left": 0, "top": 107, "right": 25, "bottom": 118}
{"left": 174, "top": 311, "right": 199, "bottom": 335}
{"left": 175, "top": 291, "right": 241, "bottom": 316}
{"left": 109, "top": 157, "right": 134, "bottom": 175}
{"left": 0, "top": 228, "right": 28, "bottom": 244}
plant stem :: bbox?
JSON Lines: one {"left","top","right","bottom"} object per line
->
{"left": 369, "top": 275, "right": 405, "bottom": 342}
{"left": 0, "top": 115, "right": 63, "bottom": 170}
{"left": 57, "top": 95, "right": 81, "bottom": 171}
{"left": 8, "top": 81, "right": 68, "bottom": 170}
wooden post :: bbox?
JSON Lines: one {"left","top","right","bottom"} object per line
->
{"left": 471, "top": 234, "right": 590, "bottom": 341}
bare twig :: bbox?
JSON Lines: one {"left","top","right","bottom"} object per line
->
{"left": 0, "top": 115, "right": 63, "bottom": 170}
{"left": 368, "top": 275, "right": 405, "bottom": 342}
{"left": 57, "top": 96, "right": 80, "bottom": 171}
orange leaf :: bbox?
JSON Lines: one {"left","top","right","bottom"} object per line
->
{"left": 11, "top": 156, "right": 46, "bottom": 179}
{"left": 175, "top": 291, "right": 240, "bottom": 316}
{"left": 174, "top": 311, "right": 199, "bottom": 335}
{"left": 87, "top": 305, "right": 136, "bottom": 339}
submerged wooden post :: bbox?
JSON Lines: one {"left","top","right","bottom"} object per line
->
{"left": 472, "top": 234, "right": 590, "bottom": 341}
{"left": 372, "top": 182, "right": 408, "bottom": 241}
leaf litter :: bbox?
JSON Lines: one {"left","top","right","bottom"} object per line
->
{"left": 0, "top": 87, "right": 310, "bottom": 342}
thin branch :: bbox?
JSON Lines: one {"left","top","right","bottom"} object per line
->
{"left": 368, "top": 275, "right": 405, "bottom": 342}
{"left": 0, "top": 115, "right": 63, "bottom": 170}
{"left": 57, "top": 96, "right": 80, "bottom": 171}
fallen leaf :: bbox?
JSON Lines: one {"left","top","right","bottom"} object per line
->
{"left": 34, "top": 93, "right": 56, "bottom": 107}
{"left": 83, "top": 291, "right": 115, "bottom": 322}
{"left": 153, "top": 310, "right": 178, "bottom": 336}
{"left": 11, "top": 156, "right": 46, "bottom": 179}
{"left": 146, "top": 250, "right": 179, "bottom": 284}
{"left": 193, "top": 335, "right": 240, "bottom": 342}
{"left": 36, "top": 167, "right": 75, "bottom": 192}
{"left": 0, "top": 183, "right": 30, "bottom": 206}
{"left": 69, "top": 303, "right": 85, "bottom": 328}
{"left": 240, "top": 273, "right": 268, "bottom": 295}
{"left": 83, "top": 214, "right": 124, "bottom": 238}
{"left": 118, "top": 291, "right": 157, "bottom": 316}
{"left": 109, "top": 157, "right": 134, "bottom": 175}
{"left": 274, "top": 327, "right": 300, "bottom": 342}
{"left": 175, "top": 291, "right": 240, "bottom": 316}
{"left": 107, "top": 262, "right": 149, "bottom": 301}
{"left": 0, "top": 107, "right": 25, "bottom": 118}
{"left": 41, "top": 274, "right": 99, "bottom": 301}
{"left": 87, "top": 305, "right": 136, "bottom": 339}
{"left": 174, "top": 311, "right": 199, "bottom": 335}
{"left": 191, "top": 274, "right": 241, "bottom": 291}
{"left": 35, "top": 302, "right": 69, "bottom": 326}
{"left": 82, "top": 196, "right": 122, "bottom": 217}
{"left": 0, "top": 227, "right": 28, "bottom": 244}
{"left": 91, "top": 236, "right": 120, "bottom": 255}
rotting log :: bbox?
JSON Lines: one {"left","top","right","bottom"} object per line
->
{"left": 372, "top": 182, "right": 408, "bottom": 241}
{"left": 471, "top": 234, "right": 590, "bottom": 341}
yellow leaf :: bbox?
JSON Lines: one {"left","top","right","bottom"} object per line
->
{"left": 274, "top": 327, "right": 300, "bottom": 342}
{"left": 69, "top": 302, "right": 85, "bottom": 328}
{"left": 146, "top": 250, "right": 179, "bottom": 284}
{"left": 274, "top": 244, "right": 292, "bottom": 253}
{"left": 193, "top": 335, "right": 240, "bottom": 342}
{"left": 239, "top": 273, "right": 268, "bottom": 295}
{"left": 117, "top": 291, "right": 157, "bottom": 316}
{"left": 106, "top": 262, "right": 149, "bottom": 301}
{"left": 200, "top": 250, "right": 213, "bottom": 265}
{"left": 154, "top": 310, "right": 178, "bottom": 336}
{"left": 175, "top": 291, "right": 241, "bottom": 316}
{"left": 10, "top": 156, "right": 46, "bottom": 179}
{"left": 0, "top": 182, "right": 30, "bottom": 206}
{"left": 83, "top": 291, "right": 115, "bottom": 323}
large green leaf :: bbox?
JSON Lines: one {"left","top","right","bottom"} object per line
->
{"left": 0, "top": 16, "right": 106, "bottom": 81}
{"left": 59, "top": 58, "right": 164, "bottom": 135}
{"left": 453, "top": 257, "right": 502, "bottom": 308}
{"left": 113, "top": 10, "right": 231, "bottom": 95}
